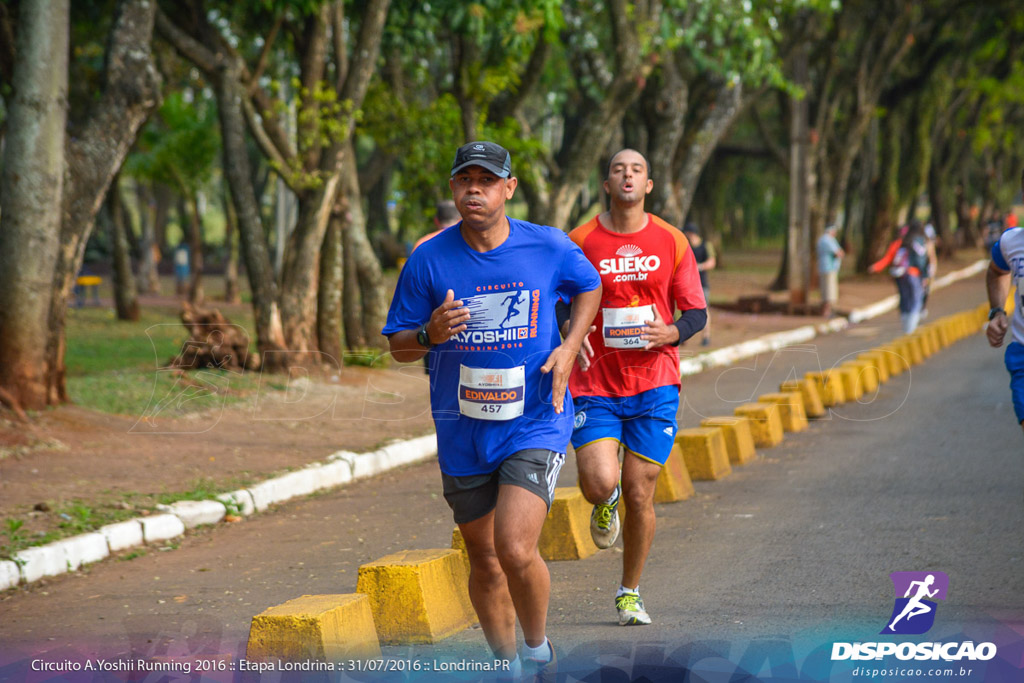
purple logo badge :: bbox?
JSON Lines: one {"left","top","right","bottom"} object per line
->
{"left": 880, "top": 571, "right": 949, "bottom": 635}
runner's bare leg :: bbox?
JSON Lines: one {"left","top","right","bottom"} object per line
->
{"left": 459, "top": 510, "right": 516, "bottom": 658}
{"left": 493, "top": 484, "right": 552, "bottom": 648}
{"left": 621, "top": 451, "right": 661, "bottom": 588}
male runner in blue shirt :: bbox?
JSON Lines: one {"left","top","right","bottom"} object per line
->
{"left": 384, "top": 141, "right": 601, "bottom": 679}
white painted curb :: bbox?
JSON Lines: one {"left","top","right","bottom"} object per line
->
{"left": 99, "top": 520, "right": 144, "bottom": 551}
{"left": 140, "top": 514, "right": 186, "bottom": 544}
{"left": 0, "top": 560, "right": 19, "bottom": 590}
{"left": 681, "top": 259, "right": 986, "bottom": 376}
{"left": 15, "top": 545, "right": 67, "bottom": 583}
{"left": 218, "top": 489, "right": 256, "bottom": 517}
{"left": 156, "top": 500, "right": 227, "bottom": 529}
{"left": 55, "top": 532, "right": 109, "bottom": 570}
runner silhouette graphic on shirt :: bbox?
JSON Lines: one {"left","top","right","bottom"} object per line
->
{"left": 499, "top": 291, "right": 525, "bottom": 328}
{"left": 888, "top": 574, "right": 938, "bottom": 631}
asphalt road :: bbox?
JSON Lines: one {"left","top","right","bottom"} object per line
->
{"left": 2, "top": 276, "right": 1022, "bottom": 682}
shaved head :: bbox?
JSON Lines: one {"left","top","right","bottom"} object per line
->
{"left": 608, "top": 148, "right": 652, "bottom": 180}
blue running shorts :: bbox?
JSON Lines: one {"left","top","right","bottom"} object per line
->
{"left": 570, "top": 385, "right": 680, "bottom": 465}
{"left": 1005, "top": 342, "right": 1024, "bottom": 424}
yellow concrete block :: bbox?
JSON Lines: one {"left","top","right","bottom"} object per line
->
{"left": 701, "top": 417, "right": 757, "bottom": 464}
{"left": 676, "top": 427, "right": 732, "bottom": 480}
{"left": 356, "top": 549, "right": 475, "bottom": 644}
{"left": 896, "top": 340, "right": 917, "bottom": 371}
{"left": 450, "top": 528, "right": 471, "bottom": 575}
{"left": 904, "top": 336, "right": 924, "bottom": 365}
{"left": 538, "top": 487, "right": 600, "bottom": 561}
{"left": 835, "top": 366, "right": 864, "bottom": 401}
{"left": 914, "top": 330, "right": 934, "bottom": 357}
{"left": 841, "top": 360, "right": 878, "bottom": 395}
{"left": 733, "top": 403, "right": 784, "bottom": 448}
{"left": 780, "top": 378, "right": 826, "bottom": 418}
{"left": 858, "top": 351, "right": 890, "bottom": 384}
{"left": 758, "top": 392, "right": 808, "bottom": 432}
{"left": 806, "top": 370, "right": 846, "bottom": 406}
{"left": 877, "top": 345, "right": 909, "bottom": 377}
{"left": 247, "top": 594, "right": 380, "bottom": 662}
{"left": 654, "top": 443, "right": 695, "bottom": 503}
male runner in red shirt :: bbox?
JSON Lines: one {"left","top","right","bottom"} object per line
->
{"left": 558, "top": 148, "right": 706, "bottom": 625}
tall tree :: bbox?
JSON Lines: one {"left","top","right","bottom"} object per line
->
{"left": 0, "top": 0, "right": 70, "bottom": 416}
{"left": 156, "top": 0, "right": 391, "bottom": 363}
{"left": 1, "top": 0, "right": 161, "bottom": 412}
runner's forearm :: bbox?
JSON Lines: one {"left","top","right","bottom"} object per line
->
{"left": 987, "top": 262, "right": 1011, "bottom": 310}
{"left": 672, "top": 308, "right": 707, "bottom": 346}
{"left": 387, "top": 330, "right": 429, "bottom": 363}
{"left": 563, "top": 287, "right": 602, "bottom": 349}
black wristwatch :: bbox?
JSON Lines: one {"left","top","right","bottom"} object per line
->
{"left": 416, "top": 323, "right": 434, "bottom": 348}
{"left": 989, "top": 307, "right": 1006, "bottom": 321}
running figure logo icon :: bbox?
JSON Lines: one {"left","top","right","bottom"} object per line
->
{"left": 880, "top": 571, "right": 949, "bottom": 635}
{"left": 499, "top": 291, "right": 525, "bottom": 329}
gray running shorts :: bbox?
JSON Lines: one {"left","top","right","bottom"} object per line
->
{"left": 441, "top": 449, "right": 566, "bottom": 524}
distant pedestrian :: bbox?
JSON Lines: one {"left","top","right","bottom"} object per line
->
{"left": 985, "top": 167, "right": 1024, "bottom": 438}
{"left": 892, "top": 221, "right": 929, "bottom": 333}
{"left": 683, "top": 223, "right": 716, "bottom": 346}
{"left": 173, "top": 242, "right": 190, "bottom": 295}
{"left": 816, "top": 224, "right": 844, "bottom": 318}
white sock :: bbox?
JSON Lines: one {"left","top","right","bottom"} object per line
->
{"left": 522, "top": 639, "right": 551, "bottom": 663}
{"left": 505, "top": 655, "right": 522, "bottom": 679}
{"left": 616, "top": 584, "right": 639, "bottom": 597}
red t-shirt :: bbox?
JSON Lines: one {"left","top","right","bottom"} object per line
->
{"left": 567, "top": 214, "right": 705, "bottom": 398}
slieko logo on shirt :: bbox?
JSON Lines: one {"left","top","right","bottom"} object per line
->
{"left": 599, "top": 244, "right": 661, "bottom": 283}
{"left": 831, "top": 571, "right": 997, "bottom": 663}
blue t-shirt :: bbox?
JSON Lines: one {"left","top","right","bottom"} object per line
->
{"left": 383, "top": 218, "right": 601, "bottom": 476}
{"left": 816, "top": 233, "right": 842, "bottom": 274}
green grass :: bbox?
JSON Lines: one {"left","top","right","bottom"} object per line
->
{"left": 1, "top": 501, "right": 141, "bottom": 559}
{"left": 64, "top": 306, "right": 268, "bottom": 416}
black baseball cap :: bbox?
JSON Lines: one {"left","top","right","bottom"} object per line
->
{"left": 451, "top": 141, "right": 512, "bottom": 178}
{"left": 683, "top": 222, "right": 700, "bottom": 234}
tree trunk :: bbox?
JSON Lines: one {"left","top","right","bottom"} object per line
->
{"left": 341, "top": 211, "right": 366, "bottom": 350}
{"left": 108, "top": 177, "right": 140, "bottom": 321}
{"left": 340, "top": 141, "right": 388, "bottom": 350}
{"left": 860, "top": 113, "right": 900, "bottom": 272}
{"left": 279, "top": 170, "right": 344, "bottom": 360}
{"left": 317, "top": 208, "right": 344, "bottom": 369}
{"left": 223, "top": 186, "right": 241, "bottom": 304}
{"left": 186, "top": 192, "right": 205, "bottom": 305}
{"left": 215, "top": 64, "right": 285, "bottom": 368}
{"left": 673, "top": 82, "right": 746, "bottom": 226}
{"left": 153, "top": 182, "right": 172, "bottom": 259}
{"left": 927, "top": 157, "right": 953, "bottom": 257}
{"left": 787, "top": 46, "right": 810, "bottom": 303}
{"left": 0, "top": 0, "right": 69, "bottom": 415}
{"left": 135, "top": 181, "right": 161, "bottom": 294}
{"left": 643, "top": 58, "right": 688, "bottom": 222}
{"left": 45, "top": 0, "right": 161, "bottom": 405}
